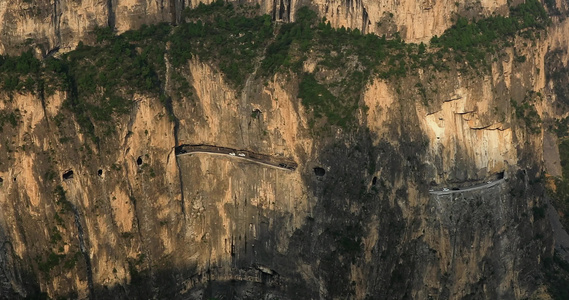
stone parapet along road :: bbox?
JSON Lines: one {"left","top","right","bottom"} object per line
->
{"left": 175, "top": 144, "right": 298, "bottom": 171}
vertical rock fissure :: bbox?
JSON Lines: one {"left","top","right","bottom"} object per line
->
{"left": 172, "top": 125, "right": 184, "bottom": 218}
{"left": 449, "top": 194, "right": 458, "bottom": 269}
{"left": 38, "top": 84, "right": 52, "bottom": 133}
{"left": 240, "top": 50, "right": 265, "bottom": 146}
{"left": 107, "top": 0, "right": 116, "bottom": 29}
{"left": 0, "top": 227, "right": 22, "bottom": 297}
{"left": 179, "top": 0, "right": 186, "bottom": 23}
{"left": 164, "top": 53, "right": 186, "bottom": 218}
{"left": 362, "top": 7, "right": 369, "bottom": 34}
{"left": 124, "top": 181, "right": 142, "bottom": 241}
{"left": 52, "top": 0, "right": 61, "bottom": 48}
{"left": 271, "top": 0, "right": 277, "bottom": 20}
{"left": 170, "top": 0, "right": 186, "bottom": 25}
{"left": 177, "top": 162, "right": 186, "bottom": 218}
{"left": 278, "top": 0, "right": 286, "bottom": 21}
{"left": 71, "top": 205, "right": 95, "bottom": 299}
{"left": 285, "top": 0, "right": 291, "bottom": 22}
{"left": 169, "top": 0, "right": 176, "bottom": 25}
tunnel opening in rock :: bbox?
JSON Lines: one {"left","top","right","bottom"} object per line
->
{"left": 137, "top": 156, "right": 143, "bottom": 166}
{"left": 98, "top": 169, "right": 103, "bottom": 177}
{"left": 497, "top": 171, "right": 505, "bottom": 179}
{"left": 313, "top": 167, "right": 326, "bottom": 176}
{"left": 372, "top": 176, "right": 377, "bottom": 185}
{"left": 175, "top": 146, "right": 187, "bottom": 155}
{"left": 63, "top": 170, "right": 74, "bottom": 180}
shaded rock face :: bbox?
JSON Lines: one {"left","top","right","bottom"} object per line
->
{"left": 0, "top": 0, "right": 175, "bottom": 55}
{"left": 2, "top": 2, "right": 569, "bottom": 300}
{"left": 0, "top": 0, "right": 509, "bottom": 55}
{"left": 0, "top": 51, "right": 555, "bottom": 299}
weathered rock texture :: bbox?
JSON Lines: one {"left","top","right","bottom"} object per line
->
{"left": 0, "top": 0, "right": 514, "bottom": 55}
{"left": 0, "top": 0, "right": 569, "bottom": 299}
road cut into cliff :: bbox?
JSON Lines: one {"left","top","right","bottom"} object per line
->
{"left": 175, "top": 144, "right": 298, "bottom": 171}
{"left": 429, "top": 178, "right": 506, "bottom": 195}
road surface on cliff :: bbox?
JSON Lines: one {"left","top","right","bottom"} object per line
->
{"left": 175, "top": 144, "right": 297, "bottom": 171}
{"left": 429, "top": 178, "right": 506, "bottom": 195}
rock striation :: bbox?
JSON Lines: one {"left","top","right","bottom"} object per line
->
{"left": 0, "top": 0, "right": 568, "bottom": 299}
{"left": 1, "top": 0, "right": 511, "bottom": 55}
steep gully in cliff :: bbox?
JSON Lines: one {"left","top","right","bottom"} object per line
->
{"left": 171, "top": 0, "right": 186, "bottom": 24}
{"left": 107, "top": 0, "right": 116, "bottom": 29}
{"left": 547, "top": 198, "right": 569, "bottom": 261}
{"left": 71, "top": 204, "right": 94, "bottom": 298}
{"left": 273, "top": 0, "right": 292, "bottom": 21}
{"left": 52, "top": 0, "right": 61, "bottom": 52}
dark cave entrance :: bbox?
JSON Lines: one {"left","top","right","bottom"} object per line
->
{"left": 63, "top": 170, "right": 74, "bottom": 180}
{"left": 497, "top": 171, "right": 505, "bottom": 179}
{"left": 313, "top": 167, "right": 326, "bottom": 176}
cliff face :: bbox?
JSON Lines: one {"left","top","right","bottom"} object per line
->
{"left": 0, "top": 0, "right": 515, "bottom": 55}
{"left": 0, "top": 0, "right": 568, "bottom": 299}
{"left": 311, "top": 0, "right": 510, "bottom": 41}
{"left": 0, "top": 0, "right": 180, "bottom": 55}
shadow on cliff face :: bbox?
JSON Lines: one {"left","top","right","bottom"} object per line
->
{"left": 281, "top": 127, "right": 431, "bottom": 299}
{"left": 77, "top": 127, "right": 430, "bottom": 300}
{"left": 51, "top": 122, "right": 550, "bottom": 300}
{"left": 0, "top": 228, "right": 47, "bottom": 299}
{"left": 50, "top": 119, "right": 426, "bottom": 300}
{"left": 44, "top": 125, "right": 551, "bottom": 300}
{"left": 545, "top": 48, "right": 569, "bottom": 110}
{"left": 44, "top": 81, "right": 550, "bottom": 300}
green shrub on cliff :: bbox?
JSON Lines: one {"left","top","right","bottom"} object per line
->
{"left": 299, "top": 73, "right": 344, "bottom": 126}
{"left": 0, "top": 49, "right": 41, "bottom": 92}
{"left": 430, "top": 0, "right": 549, "bottom": 68}
{"left": 0, "top": 110, "right": 20, "bottom": 132}
{"left": 510, "top": 92, "right": 542, "bottom": 134}
{"left": 0, "top": 0, "right": 552, "bottom": 136}
{"left": 170, "top": 2, "right": 273, "bottom": 87}
{"left": 42, "top": 24, "right": 169, "bottom": 140}
{"left": 260, "top": 7, "right": 317, "bottom": 75}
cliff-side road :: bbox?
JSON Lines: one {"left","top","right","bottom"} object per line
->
{"left": 429, "top": 178, "right": 506, "bottom": 195}
{"left": 175, "top": 144, "right": 298, "bottom": 171}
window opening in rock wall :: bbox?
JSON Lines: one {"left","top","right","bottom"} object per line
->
{"left": 313, "top": 167, "right": 326, "bottom": 176}
{"left": 63, "top": 170, "right": 74, "bottom": 180}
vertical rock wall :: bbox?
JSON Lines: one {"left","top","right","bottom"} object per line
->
{"left": 1, "top": 0, "right": 569, "bottom": 299}
{"left": 0, "top": 0, "right": 509, "bottom": 55}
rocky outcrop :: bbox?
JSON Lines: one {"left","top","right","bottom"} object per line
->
{"left": 0, "top": 0, "right": 510, "bottom": 55}
{"left": 1, "top": 0, "right": 569, "bottom": 299}
{"left": 0, "top": 33, "right": 557, "bottom": 300}
{"left": 311, "top": 0, "right": 509, "bottom": 41}
{"left": 0, "top": 0, "right": 179, "bottom": 55}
